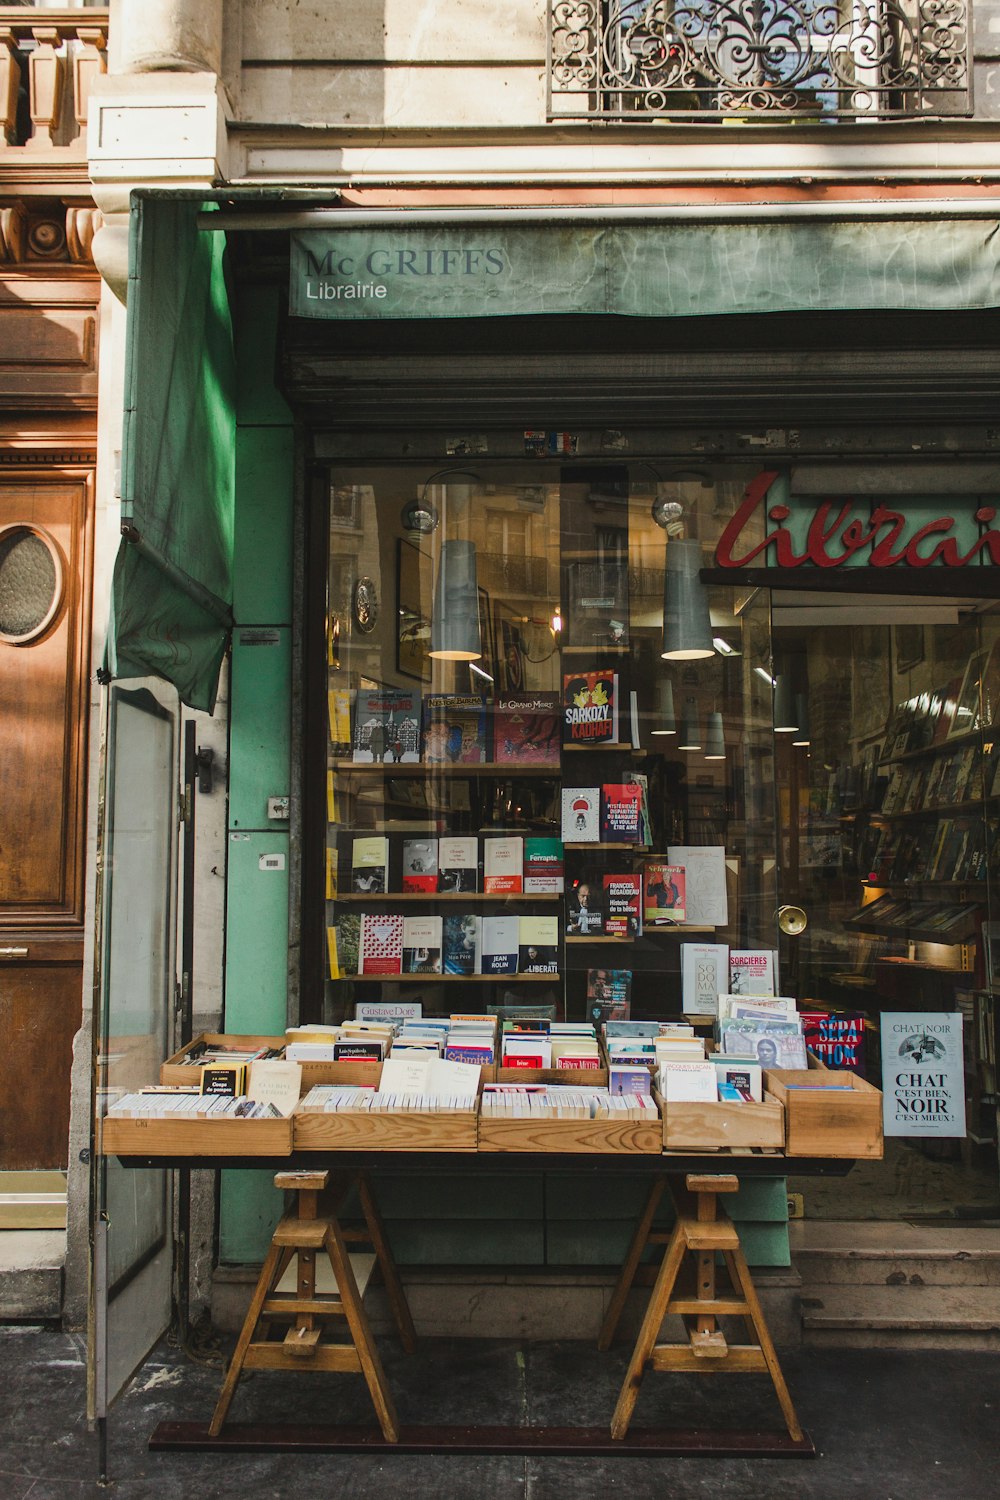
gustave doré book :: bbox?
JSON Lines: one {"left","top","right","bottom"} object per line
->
{"left": 359, "top": 913, "right": 404, "bottom": 975}
{"left": 438, "top": 835, "right": 479, "bottom": 893}
{"left": 401, "top": 916, "right": 443, "bottom": 974}
{"left": 729, "top": 948, "right": 776, "bottom": 996}
{"left": 353, "top": 687, "right": 421, "bottom": 763}
{"left": 561, "top": 787, "right": 600, "bottom": 842}
{"left": 352, "top": 835, "right": 389, "bottom": 893}
{"left": 422, "top": 693, "right": 488, "bottom": 763}
{"left": 493, "top": 692, "right": 561, "bottom": 765}
{"left": 643, "top": 863, "right": 686, "bottom": 925}
{"left": 524, "top": 836, "right": 564, "bottom": 894}
{"left": 402, "top": 837, "right": 438, "bottom": 893}
{"left": 600, "top": 782, "right": 643, "bottom": 843}
{"left": 680, "top": 942, "right": 730, "bottom": 1016}
{"left": 562, "top": 669, "right": 619, "bottom": 748}
{"left": 480, "top": 915, "right": 520, "bottom": 976}
{"left": 518, "top": 915, "right": 559, "bottom": 973}
{"left": 484, "top": 835, "right": 524, "bottom": 894}
{"left": 443, "top": 914, "right": 481, "bottom": 975}
{"left": 603, "top": 873, "right": 642, "bottom": 937}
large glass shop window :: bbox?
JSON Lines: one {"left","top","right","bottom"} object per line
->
{"left": 323, "top": 462, "right": 1000, "bottom": 1217}
{"left": 322, "top": 463, "right": 775, "bottom": 1027}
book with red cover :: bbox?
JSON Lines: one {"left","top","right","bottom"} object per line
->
{"left": 799, "top": 1009, "right": 866, "bottom": 1075}
{"left": 600, "top": 783, "right": 643, "bottom": 843}
{"left": 562, "top": 669, "right": 619, "bottom": 747}
{"left": 494, "top": 692, "right": 561, "bottom": 765}
{"left": 359, "top": 913, "right": 404, "bottom": 975}
{"left": 603, "top": 873, "right": 642, "bottom": 937}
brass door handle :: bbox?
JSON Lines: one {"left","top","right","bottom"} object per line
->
{"left": 0, "top": 946, "right": 28, "bottom": 957}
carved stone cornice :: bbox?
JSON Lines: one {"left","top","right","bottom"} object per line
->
{"left": 0, "top": 197, "right": 101, "bottom": 264}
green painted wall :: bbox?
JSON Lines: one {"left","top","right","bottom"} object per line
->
{"left": 217, "top": 283, "right": 790, "bottom": 1272}
{"left": 220, "top": 285, "right": 294, "bottom": 1263}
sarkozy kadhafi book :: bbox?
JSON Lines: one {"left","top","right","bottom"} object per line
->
{"left": 562, "top": 669, "right": 619, "bottom": 748}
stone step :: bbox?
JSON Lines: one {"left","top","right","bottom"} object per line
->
{"left": 801, "top": 1284, "right": 1000, "bottom": 1350}
{"left": 0, "top": 1231, "right": 65, "bottom": 1322}
{"left": 790, "top": 1221, "right": 1000, "bottom": 1287}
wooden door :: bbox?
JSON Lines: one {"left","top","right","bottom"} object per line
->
{"left": 0, "top": 466, "right": 94, "bottom": 1169}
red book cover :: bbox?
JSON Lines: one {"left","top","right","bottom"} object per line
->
{"left": 494, "top": 693, "right": 561, "bottom": 764}
{"left": 603, "top": 873, "right": 642, "bottom": 937}
{"left": 359, "top": 914, "right": 404, "bottom": 975}
{"left": 562, "top": 670, "right": 619, "bottom": 747}
{"left": 503, "top": 1052, "right": 544, "bottom": 1069}
{"left": 600, "top": 783, "right": 643, "bottom": 843}
{"left": 555, "top": 1054, "right": 602, "bottom": 1070}
{"left": 799, "top": 1010, "right": 866, "bottom": 1075}
{"left": 643, "top": 864, "right": 687, "bottom": 925}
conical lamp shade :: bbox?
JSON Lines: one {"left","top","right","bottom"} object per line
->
{"left": 429, "top": 539, "right": 481, "bottom": 661}
{"left": 678, "top": 697, "right": 702, "bottom": 751}
{"left": 773, "top": 673, "right": 798, "bottom": 733}
{"left": 650, "top": 678, "right": 676, "bottom": 736}
{"left": 661, "top": 537, "right": 714, "bottom": 661}
{"left": 704, "top": 711, "right": 726, "bottom": 760}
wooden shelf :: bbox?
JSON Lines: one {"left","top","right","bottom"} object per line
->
{"left": 563, "top": 842, "right": 645, "bottom": 852}
{"left": 561, "top": 643, "right": 631, "bottom": 656}
{"left": 331, "top": 761, "right": 560, "bottom": 777}
{"left": 565, "top": 934, "right": 634, "bottom": 945}
{"left": 338, "top": 972, "right": 561, "bottom": 983}
{"left": 562, "top": 743, "right": 638, "bottom": 753}
{"left": 333, "top": 892, "right": 561, "bottom": 904}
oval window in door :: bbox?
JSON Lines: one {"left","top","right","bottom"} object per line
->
{"left": 0, "top": 524, "right": 64, "bottom": 644}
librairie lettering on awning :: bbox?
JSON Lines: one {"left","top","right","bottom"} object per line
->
{"left": 289, "top": 222, "right": 1000, "bottom": 321}
{"left": 715, "top": 471, "right": 1000, "bottom": 572}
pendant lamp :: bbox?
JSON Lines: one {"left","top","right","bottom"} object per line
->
{"left": 704, "top": 711, "right": 726, "bottom": 760}
{"left": 773, "top": 673, "right": 799, "bottom": 733}
{"left": 429, "top": 538, "right": 481, "bottom": 661}
{"left": 792, "top": 694, "right": 811, "bottom": 748}
{"left": 678, "top": 697, "right": 702, "bottom": 751}
{"left": 650, "top": 678, "right": 677, "bottom": 736}
{"left": 661, "top": 537, "right": 715, "bottom": 661}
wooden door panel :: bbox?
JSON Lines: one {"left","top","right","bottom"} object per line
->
{"left": 0, "top": 472, "right": 92, "bottom": 925}
{"left": 0, "top": 949, "right": 82, "bottom": 1169}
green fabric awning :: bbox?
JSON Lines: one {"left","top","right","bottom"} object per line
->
{"left": 289, "top": 219, "right": 1000, "bottom": 321}
{"left": 105, "top": 199, "right": 236, "bottom": 712}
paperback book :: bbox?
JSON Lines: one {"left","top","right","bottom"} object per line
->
{"left": 353, "top": 688, "right": 421, "bottom": 763}
{"left": 422, "top": 694, "right": 488, "bottom": 764}
{"left": 603, "top": 873, "right": 642, "bottom": 937}
{"left": 643, "top": 863, "right": 686, "bottom": 925}
{"left": 484, "top": 835, "right": 524, "bottom": 894}
{"left": 586, "top": 969, "right": 632, "bottom": 1028}
{"left": 566, "top": 882, "right": 605, "bottom": 936}
{"left": 493, "top": 692, "right": 561, "bottom": 765}
{"left": 352, "top": 836, "right": 389, "bottom": 894}
{"left": 561, "top": 787, "right": 600, "bottom": 843}
{"left": 359, "top": 913, "right": 404, "bottom": 976}
{"left": 402, "top": 837, "right": 438, "bottom": 893}
{"left": 600, "top": 782, "right": 644, "bottom": 844}
{"left": 729, "top": 949, "right": 776, "bottom": 996}
{"left": 401, "top": 916, "right": 443, "bottom": 975}
{"left": 562, "top": 669, "right": 619, "bottom": 748}
{"left": 680, "top": 942, "right": 730, "bottom": 1016}
{"left": 438, "top": 835, "right": 479, "bottom": 893}
{"left": 443, "top": 914, "right": 481, "bottom": 975}
{"left": 518, "top": 916, "right": 559, "bottom": 974}
{"left": 480, "top": 915, "right": 520, "bottom": 976}
{"left": 523, "top": 837, "right": 565, "bottom": 894}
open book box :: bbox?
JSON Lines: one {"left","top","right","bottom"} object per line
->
{"left": 159, "top": 1032, "right": 384, "bottom": 1090}
{"left": 100, "top": 1111, "right": 293, "bottom": 1158}
{"left": 657, "top": 1088, "right": 785, "bottom": 1152}
{"left": 764, "top": 1069, "right": 883, "bottom": 1158}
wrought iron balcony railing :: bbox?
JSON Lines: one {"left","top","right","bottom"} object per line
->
{"left": 547, "top": 0, "right": 972, "bottom": 121}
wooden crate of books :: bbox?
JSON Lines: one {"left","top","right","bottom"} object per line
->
{"left": 293, "top": 1103, "right": 479, "bottom": 1153}
{"left": 101, "top": 1114, "right": 293, "bottom": 1158}
{"left": 764, "top": 1069, "right": 883, "bottom": 1158}
{"left": 477, "top": 1096, "right": 661, "bottom": 1154}
{"left": 160, "top": 1033, "right": 286, "bottom": 1087}
{"left": 659, "top": 1090, "right": 785, "bottom": 1152}
{"left": 159, "top": 1033, "right": 384, "bottom": 1091}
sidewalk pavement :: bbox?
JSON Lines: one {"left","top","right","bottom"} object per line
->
{"left": 1, "top": 1323, "right": 997, "bottom": 1498}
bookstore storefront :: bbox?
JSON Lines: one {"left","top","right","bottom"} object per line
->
{"left": 96, "top": 202, "right": 1000, "bottom": 1405}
